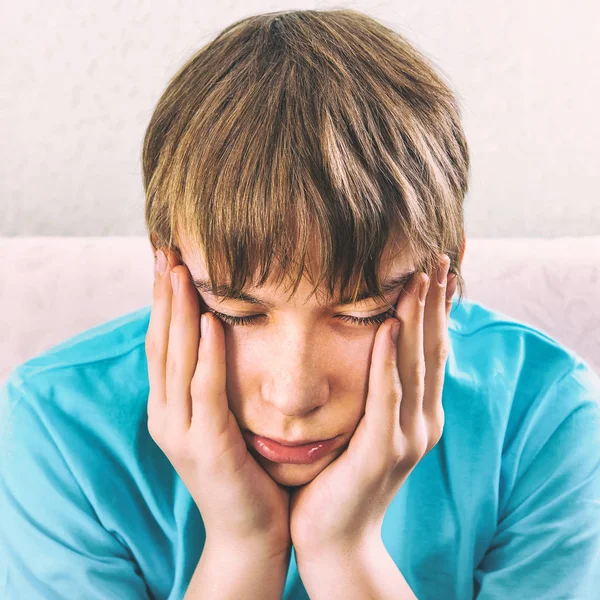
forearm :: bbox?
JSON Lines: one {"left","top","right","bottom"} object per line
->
{"left": 184, "top": 538, "right": 291, "bottom": 600}
{"left": 296, "top": 536, "right": 418, "bottom": 600}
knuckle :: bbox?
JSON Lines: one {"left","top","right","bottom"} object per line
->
{"left": 385, "top": 355, "right": 398, "bottom": 369}
{"left": 389, "top": 433, "right": 416, "bottom": 466}
{"left": 390, "top": 440, "right": 406, "bottom": 466}
{"left": 391, "top": 442, "right": 418, "bottom": 469}
{"left": 410, "top": 422, "right": 430, "bottom": 457}
{"left": 412, "top": 434, "right": 429, "bottom": 459}
{"left": 426, "top": 343, "right": 448, "bottom": 365}
{"left": 166, "top": 356, "right": 178, "bottom": 381}
{"left": 411, "top": 360, "right": 426, "bottom": 383}
{"left": 145, "top": 333, "right": 160, "bottom": 359}
{"left": 387, "top": 379, "right": 403, "bottom": 403}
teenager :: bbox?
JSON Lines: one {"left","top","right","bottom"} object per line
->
{"left": 1, "top": 9, "right": 599, "bottom": 599}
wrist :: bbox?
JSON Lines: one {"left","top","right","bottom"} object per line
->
{"left": 295, "top": 531, "right": 381, "bottom": 570}
{"left": 204, "top": 532, "right": 291, "bottom": 563}
{"left": 187, "top": 535, "right": 291, "bottom": 600}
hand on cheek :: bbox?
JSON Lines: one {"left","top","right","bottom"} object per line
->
{"left": 289, "top": 255, "right": 456, "bottom": 559}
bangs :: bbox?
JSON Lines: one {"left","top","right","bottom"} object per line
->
{"left": 144, "top": 9, "right": 469, "bottom": 306}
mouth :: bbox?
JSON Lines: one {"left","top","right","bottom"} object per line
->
{"left": 242, "top": 431, "right": 343, "bottom": 464}
{"left": 253, "top": 434, "right": 337, "bottom": 447}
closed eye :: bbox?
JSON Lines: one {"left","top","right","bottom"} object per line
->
{"left": 207, "top": 308, "right": 397, "bottom": 327}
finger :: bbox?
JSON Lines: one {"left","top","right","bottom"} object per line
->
{"left": 395, "top": 271, "right": 428, "bottom": 437}
{"left": 422, "top": 255, "right": 450, "bottom": 421}
{"left": 165, "top": 260, "right": 201, "bottom": 430}
{"left": 363, "top": 314, "right": 403, "bottom": 447}
{"left": 145, "top": 248, "right": 174, "bottom": 421}
{"left": 189, "top": 310, "right": 231, "bottom": 439}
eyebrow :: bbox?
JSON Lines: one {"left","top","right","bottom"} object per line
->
{"left": 187, "top": 269, "right": 416, "bottom": 308}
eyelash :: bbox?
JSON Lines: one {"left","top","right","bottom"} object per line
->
{"left": 208, "top": 307, "right": 397, "bottom": 327}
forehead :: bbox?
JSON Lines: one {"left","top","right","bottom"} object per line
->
{"left": 178, "top": 227, "right": 411, "bottom": 270}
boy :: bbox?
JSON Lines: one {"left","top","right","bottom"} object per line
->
{"left": 2, "top": 8, "right": 599, "bottom": 599}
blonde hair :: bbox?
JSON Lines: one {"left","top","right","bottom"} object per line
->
{"left": 143, "top": 8, "right": 469, "bottom": 307}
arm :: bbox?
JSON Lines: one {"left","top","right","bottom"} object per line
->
{"left": 296, "top": 536, "right": 417, "bottom": 600}
{"left": 185, "top": 537, "right": 291, "bottom": 599}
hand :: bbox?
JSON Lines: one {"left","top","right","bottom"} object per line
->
{"left": 289, "top": 254, "right": 457, "bottom": 558}
{"left": 145, "top": 248, "right": 291, "bottom": 555}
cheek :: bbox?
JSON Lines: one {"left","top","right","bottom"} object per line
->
{"left": 333, "top": 338, "right": 374, "bottom": 389}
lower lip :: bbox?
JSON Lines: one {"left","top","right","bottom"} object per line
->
{"left": 244, "top": 433, "right": 341, "bottom": 464}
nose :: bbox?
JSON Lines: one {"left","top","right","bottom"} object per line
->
{"left": 262, "top": 328, "right": 329, "bottom": 417}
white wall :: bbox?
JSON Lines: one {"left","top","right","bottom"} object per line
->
{"left": 1, "top": 0, "right": 598, "bottom": 237}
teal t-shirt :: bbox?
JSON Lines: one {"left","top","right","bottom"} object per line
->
{"left": 1, "top": 297, "right": 600, "bottom": 599}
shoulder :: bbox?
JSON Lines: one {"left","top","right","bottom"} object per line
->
{"left": 445, "top": 297, "right": 599, "bottom": 452}
{"left": 446, "top": 294, "right": 600, "bottom": 453}
{"left": 8, "top": 304, "right": 152, "bottom": 383}
{"left": 447, "top": 296, "right": 595, "bottom": 401}
{"left": 1, "top": 305, "right": 153, "bottom": 457}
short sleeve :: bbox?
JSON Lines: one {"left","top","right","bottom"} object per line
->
{"left": 0, "top": 376, "right": 151, "bottom": 600}
{"left": 473, "top": 361, "right": 600, "bottom": 600}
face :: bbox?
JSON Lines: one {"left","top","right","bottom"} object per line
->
{"left": 179, "top": 235, "right": 418, "bottom": 487}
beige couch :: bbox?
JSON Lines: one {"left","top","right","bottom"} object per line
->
{"left": 1, "top": 236, "right": 599, "bottom": 386}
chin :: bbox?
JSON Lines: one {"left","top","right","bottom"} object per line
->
{"left": 266, "top": 463, "right": 323, "bottom": 487}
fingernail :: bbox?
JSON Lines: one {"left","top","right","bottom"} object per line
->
{"left": 390, "top": 322, "right": 400, "bottom": 344}
{"left": 201, "top": 314, "right": 208, "bottom": 337}
{"left": 157, "top": 250, "right": 167, "bottom": 276}
{"left": 419, "top": 276, "right": 429, "bottom": 304}
{"left": 437, "top": 255, "right": 450, "bottom": 285}
{"left": 170, "top": 271, "right": 179, "bottom": 295}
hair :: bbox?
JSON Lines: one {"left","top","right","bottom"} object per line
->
{"left": 142, "top": 8, "right": 470, "bottom": 309}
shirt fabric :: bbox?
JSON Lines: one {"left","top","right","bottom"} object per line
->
{"left": 1, "top": 297, "right": 600, "bottom": 600}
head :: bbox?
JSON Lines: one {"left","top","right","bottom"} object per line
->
{"left": 143, "top": 9, "right": 470, "bottom": 486}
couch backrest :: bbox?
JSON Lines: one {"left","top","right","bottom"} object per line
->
{"left": 1, "top": 236, "right": 598, "bottom": 385}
